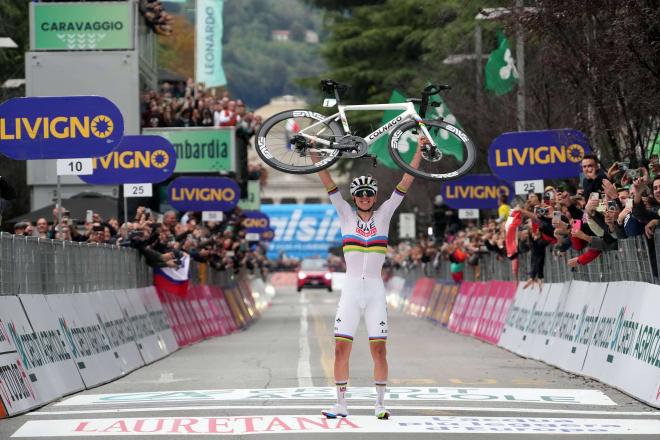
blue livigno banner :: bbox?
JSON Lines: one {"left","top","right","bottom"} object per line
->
{"left": 241, "top": 211, "right": 270, "bottom": 234}
{"left": 0, "top": 96, "right": 124, "bottom": 160}
{"left": 167, "top": 176, "right": 239, "bottom": 212}
{"left": 488, "top": 129, "right": 591, "bottom": 181}
{"left": 441, "top": 174, "right": 514, "bottom": 210}
{"left": 80, "top": 135, "right": 175, "bottom": 184}
{"left": 261, "top": 204, "right": 341, "bottom": 259}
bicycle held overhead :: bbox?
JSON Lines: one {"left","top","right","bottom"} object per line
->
{"left": 256, "top": 79, "right": 476, "bottom": 181}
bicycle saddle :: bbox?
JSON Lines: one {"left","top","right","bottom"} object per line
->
{"left": 320, "top": 79, "right": 350, "bottom": 94}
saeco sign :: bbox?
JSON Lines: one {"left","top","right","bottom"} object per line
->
{"left": 167, "top": 177, "right": 239, "bottom": 212}
{"left": 0, "top": 96, "right": 124, "bottom": 160}
{"left": 242, "top": 211, "right": 270, "bottom": 233}
{"left": 441, "top": 174, "right": 513, "bottom": 210}
{"left": 80, "top": 135, "right": 176, "bottom": 184}
{"left": 488, "top": 129, "right": 591, "bottom": 181}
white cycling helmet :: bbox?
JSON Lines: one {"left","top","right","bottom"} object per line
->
{"left": 350, "top": 175, "right": 378, "bottom": 197}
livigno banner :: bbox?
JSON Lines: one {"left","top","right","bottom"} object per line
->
{"left": 31, "top": 2, "right": 133, "bottom": 51}
{"left": 488, "top": 129, "right": 591, "bottom": 181}
{"left": 440, "top": 174, "right": 513, "bottom": 210}
{"left": 143, "top": 127, "right": 235, "bottom": 173}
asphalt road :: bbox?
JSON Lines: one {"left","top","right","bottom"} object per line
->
{"left": 3, "top": 281, "right": 660, "bottom": 439}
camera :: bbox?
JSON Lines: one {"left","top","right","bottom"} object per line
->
{"left": 535, "top": 206, "right": 548, "bottom": 216}
{"left": 607, "top": 200, "right": 619, "bottom": 212}
{"left": 618, "top": 161, "right": 629, "bottom": 171}
{"left": 627, "top": 168, "right": 639, "bottom": 180}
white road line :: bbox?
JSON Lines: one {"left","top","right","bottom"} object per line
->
{"left": 297, "top": 292, "right": 313, "bottom": 387}
{"left": 28, "top": 405, "right": 660, "bottom": 417}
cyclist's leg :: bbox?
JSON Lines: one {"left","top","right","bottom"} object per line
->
{"left": 364, "top": 278, "right": 390, "bottom": 418}
{"left": 323, "top": 285, "right": 360, "bottom": 418}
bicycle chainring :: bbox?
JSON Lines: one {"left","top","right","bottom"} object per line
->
{"left": 336, "top": 135, "right": 369, "bottom": 158}
{"left": 422, "top": 146, "right": 443, "bottom": 162}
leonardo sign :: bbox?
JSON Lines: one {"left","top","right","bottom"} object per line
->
{"left": 31, "top": 2, "right": 134, "bottom": 51}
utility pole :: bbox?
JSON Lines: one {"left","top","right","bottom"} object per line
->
{"left": 515, "top": 0, "right": 526, "bottom": 131}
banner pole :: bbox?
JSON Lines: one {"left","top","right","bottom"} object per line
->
{"left": 56, "top": 175, "right": 62, "bottom": 225}
{"left": 124, "top": 195, "right": 128, "bottom": 225}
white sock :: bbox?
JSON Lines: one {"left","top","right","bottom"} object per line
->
{"left": 336, "top": 381, "right": 348, "bottom": 407}
{"left": 375, "top": 382, "right": 386, "bottom": 406}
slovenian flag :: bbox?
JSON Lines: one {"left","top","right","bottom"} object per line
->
{"left": 154, "top": 253, "right": 190, "bottom": 297}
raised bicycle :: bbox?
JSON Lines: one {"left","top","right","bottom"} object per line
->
{"left": 255, "top": 79, "right": 476, "bottom": 181}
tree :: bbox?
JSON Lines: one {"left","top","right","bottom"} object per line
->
{"left": 514, "top": 0, "right": 660, "bottom": 164}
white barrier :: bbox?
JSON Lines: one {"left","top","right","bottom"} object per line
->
{"left": 0, "top": 352, "right": 40, "bottom": 416}
{"left": 17, "top": 294, "right": 85, "bottom": 398}
{"left": 89, "top": 291, "right": 144, "bottom": 375}
{"left": 497, "top": 280, "right": 660, "bottom": 409}
{"left": 137, "top": 287, "right": 178, "bottom": 355}
{"left": 44, "top": 294, "right": 124, "bottom": 388}
{"left": 119, "top": 289, "right": 170, "bottom": 364}
{"left": 580, "top": 281, "right": 660, "bottom": 407}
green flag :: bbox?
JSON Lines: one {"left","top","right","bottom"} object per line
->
{"left": 369, "top": 89, "right": 464, "bottom": 168}
{"left": 485, "top": 32, "right": 518, "bottom": 95}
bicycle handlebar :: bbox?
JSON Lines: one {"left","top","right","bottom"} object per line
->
{"left": 419, "top": 83, "right": 451, "bottom": 118}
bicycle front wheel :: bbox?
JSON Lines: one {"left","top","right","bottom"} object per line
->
{"left": 388, "top": 119, "right": 476, "bottom": 181}
{"left": 256, "top": 109, "right": 343, "bottom": 174}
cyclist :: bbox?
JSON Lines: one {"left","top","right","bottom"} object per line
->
{"left": 312, "top": 136, "right": 426, "bottom": 420}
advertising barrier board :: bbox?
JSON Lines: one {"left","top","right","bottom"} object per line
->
{"left": 472, "top": 281, "right": 517, "bottom": 344}
{"left": 88, "top": 291, "right": 144, "bottom": 374}
{"left": 580, "top": 281, "right": 660, "bottom": 407}
{"left": 80, "top": 135, "right": 176, "bottom": 184}
{"left": 0, "top": 352, "right": 40, "bottom": 417}
{"left": 488, "top": 129, "right": 591, "bottom": 181}
{"left": 0, "top": 96, "right": 124, "bottom": 160}
{"left": 138, "top": 287, "right": 178, "bottom": 355}
{"left": 44, "top": 293, "right": 123, "bottom": 388}
{"left": 16, "top": 294, "right": 85, "bottom": 398}
{"left": 441, "top": 174, "right": 513, "bottom": 209}
{"left": 167, "top": 176, "right": 240, "bottom": 212}
{"left": 545, "top": 281, "right": 608, "bottom": 375}
{"left": 262, "top": 204, "right": 341, "bottom": 259}
{"left": 498, "top": 283, "right": 550, "bottom": 357}
{"left": 118, "top": 289, "right": 169, "bottom": 364}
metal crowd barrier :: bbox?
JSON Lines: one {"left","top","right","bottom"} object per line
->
{"left": 395, "top": 234, "right": 657, "bottom": 285}
{"left": 0, "top": 232, "right": 151, "bottom": 295}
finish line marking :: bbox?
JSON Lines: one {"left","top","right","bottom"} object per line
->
{"left": 12, "top": 416, "right": 660, "bottom": 436}
{"left": 29, "top": 405, "right": 660, "bottom": 417}
{"left": 55, "top": 387, "right": 616, "bottom": 406}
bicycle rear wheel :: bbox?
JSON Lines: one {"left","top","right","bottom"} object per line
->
{"left": 388, "top": 119, "right": 476, "bottom": 181}
{"left": 256, "top": 109, "right": 343, "bottom": 174}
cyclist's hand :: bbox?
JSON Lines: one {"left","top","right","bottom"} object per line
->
{"left": 418, "top": 135, "right": 430, "bottom": 148}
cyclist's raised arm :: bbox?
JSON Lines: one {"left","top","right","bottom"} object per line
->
{"left": 397, "top": 136, "right": 426, "bottom": 192}
{"left": 311, "top": 151, "right": 336, "bottom": 190}
{"left": 311, "top": 151, "right": 352, "bottom": 219}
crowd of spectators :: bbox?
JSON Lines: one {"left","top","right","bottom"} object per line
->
{"left": 139, "top": 0, "right": 174, "bottom": 36}
{"left": 141, "top": 79, "right": 262, "bottom": 138}
{"left": 12, "top": 206, "right": 271, "bottom": 277}
{"left": 385, "top": 154, "right": 660, "bottom": 288}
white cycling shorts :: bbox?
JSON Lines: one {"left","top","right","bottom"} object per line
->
{"left": 333, "top": 276, "right": 388, "bottom": 343}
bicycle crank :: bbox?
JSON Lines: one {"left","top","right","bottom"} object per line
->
{"left": 422, "top": 145, "right": 443, "bottom": 162}
{"left": 336, "top": 135, "right": 369, "bottom": 158}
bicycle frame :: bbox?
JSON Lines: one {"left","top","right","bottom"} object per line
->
{"left": 297, "top": 102, "right": 437, "bottom": 150}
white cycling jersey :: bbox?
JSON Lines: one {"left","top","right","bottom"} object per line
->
{"left": 326, "top": 183, "right": 407, "bottom": 342}
{"left": 327, "top": 184, "right": 407, "bottom": 279}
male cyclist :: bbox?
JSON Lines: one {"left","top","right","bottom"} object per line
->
{"left": 312, "top": 137, "right": 425, "bottom": 420}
